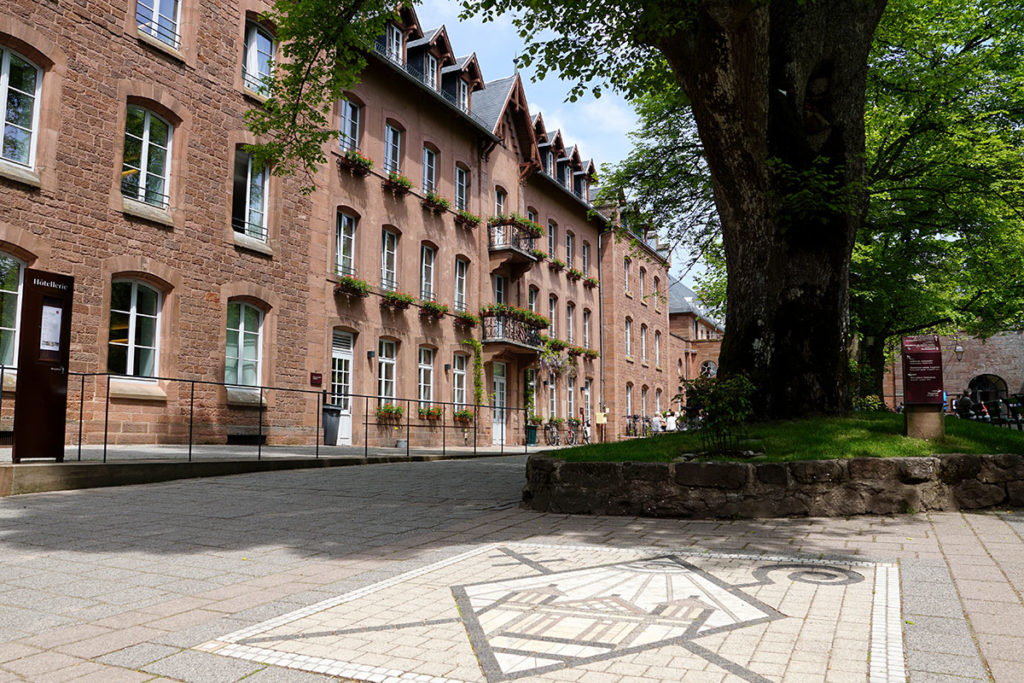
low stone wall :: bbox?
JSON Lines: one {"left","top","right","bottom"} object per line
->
{"left": 523, "top": 453, "right": 1024, "bottom": 518}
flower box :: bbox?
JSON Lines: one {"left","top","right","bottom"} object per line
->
{"left": 334, "top": 275, "right": 371, "bottom": 298}
{"left": 567, "top": 268, "right": 584, "bottom": 281}
{"left": 531, "top": 249, "right": 548, "bottom": 261}
{"left": 549, "top": 258, "right": 566, "bottom": 272}
{"left": 419, "top": 300, "right": 449, "bottom": 319}
{"left": 455, "top": 210, "right": 481, "bottom": 228}
{"left": 422, "top": 192, "right": 450, "bottom": 214}
{"left": 337, "top": 149, "right": 373, "bottom": 177}
{"left": 528, "top": 414, "right": 544, "bottom": 426}
{"left": 377, "top": 403, "right": 404, "bottom": 420}
{"left": 382, "top": 172, "right": 412, "bottom": 196}
{"left": 487, "top": 213, "right": 544, "bottom": 238}
{"left": 583, "top": 348, "right": 599, "bottom": 359}
{"left": 584, "top": 276, "right": 599, "bottom": 289}
{"left": 418, "top": 406, "right": 443, "bottom": 420}
{"left": 567, "top": 345, "right": 585, "bottom": 357}
{"left": 479, "top": 303, "right": 550, "bottom": 329}
{"left": 380, "top": 290, "right": 414, "bottom": 309}
{"left": 542, "top": 337, "right": 569, "bottom": 352}
{"left": 453, "top": 409, "right": 475, "bottom": 423}
{"left": 454, "top": 311, "right": 480, "bottom": 327}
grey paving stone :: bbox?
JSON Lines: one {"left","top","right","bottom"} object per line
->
{"left": 906, "top": 648, "right": 991, "bottom": 679}
{"left": 240, "top": 666, "right": 340, "bottom": 682}
{"left": 97, "top": 643, "right": 181, "bottom": 668}
{"left": 148, "top": 618, "right": 252, "bottom": 648}
{"left": 903, "top": 592, "right": 968, "bottom": 619}
{"left": 141, "top": 650, "right": 262, "bottom": 682}
{"left": 905, "top": 625, "right": 980, "bottom": 657}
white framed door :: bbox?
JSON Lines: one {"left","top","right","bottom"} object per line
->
{"left": 330, "top": 330, "right": 354, "bottom": 445}
{"left": 492, "top": 362, "right": 507, "bottom": 445}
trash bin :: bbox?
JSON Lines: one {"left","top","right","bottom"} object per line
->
{"left": 526, "top": 424, "right": 538, "bottom": 446}
{"left": 322, "top": 404, "right": 342, "bottom": 445}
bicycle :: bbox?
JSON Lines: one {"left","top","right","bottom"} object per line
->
{"left": 544, "top": 422, "right": 561, "bottom": 446}
{"left": 565, "top": 421, "right": 577, "bottom": 445}
{"left": 580, "top": 419, "right": 591, "bottom": 445}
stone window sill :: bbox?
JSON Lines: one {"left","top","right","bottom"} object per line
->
{"left": 242, "top": 87, "right": 269, "bottom": 104}
{"left": 625, "top": 356, "right": 634, "bottom": 364}
{"left": 233, "top": 231, "right": 273, "bottom": 257}
{"left": 109, "top": 377, "right": 167, "bottom": 401}
{"left": 641, "top": 362, "right": 649, "bottom": 368}
{"left": 122, "top": 197, "right": 174, "bottom": 227}
{"left": 0, "top": 368, "right": 17, "bottom": 392}
{"left": 625, "top": 292, "right": 632, "bottom": 299}
{"left": 226, "top": 385, "right": 267, "bottom": 407}
{"left": 136, "top": 31, "right": 185, "bottom": 62}
{"left": 0, "top": 161, "right": 41, "bottom": 189}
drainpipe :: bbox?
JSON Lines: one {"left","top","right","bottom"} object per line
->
{"left": 597, "top": 230, "right": 606, "bottom": 413}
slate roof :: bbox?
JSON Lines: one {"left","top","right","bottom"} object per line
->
{"left": 407, "top": 27, "right": 442, "bottom": 49}
{"left": 668, "top": 277, "right": 722, "bottom": 328}
{"left": 441, "top": 54, "right": 473, "bottom": 74}
{"left": 472, "top": 75, "right": 518, "bottom": 133}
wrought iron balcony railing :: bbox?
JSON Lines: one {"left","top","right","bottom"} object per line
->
{"left": 488, "top": 224, "right": 537, "bottom": 255}
{"left": 482, "top": 314, "right": 542, "bottom": 349}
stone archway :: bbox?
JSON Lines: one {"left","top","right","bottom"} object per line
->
{"left": 968, "top": 374, "right": 1008, "bottom": 403}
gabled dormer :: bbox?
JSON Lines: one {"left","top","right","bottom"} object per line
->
{"left": 534, "top": 114, "right": 556, "bottom": 175}
{"left": 377, "top": 6, "right": 422, "bottom": 66}
{"left": 442, "top": 53, "right": 484, "bottom": 112}
{"left": 576, "top": 159, "right": 597, "bottom": 200}
{"left": 474, "top": 74, "right": 541, "bottom": 175}
{"left": 407, "top": 25, "right": 455, "bottom": 92}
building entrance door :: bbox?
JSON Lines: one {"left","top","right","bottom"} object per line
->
{"left": 330, "top": 330, "right": 353, "bottom": 445}
{"left": 492, "top": 362, "right": 507, "bottom": 445}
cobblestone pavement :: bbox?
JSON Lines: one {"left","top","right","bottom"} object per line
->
{"left": 0, "top": 456, "right": 1021, "bottom": 682}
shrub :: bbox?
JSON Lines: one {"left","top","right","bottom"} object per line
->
{"left": 681, "top": 374, "right": 756, "bottom": 454}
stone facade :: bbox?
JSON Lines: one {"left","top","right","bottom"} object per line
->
{"left": 0, "top": 1, "right": 673, "bottom": 447}
{"left": 524, "top": 453, "right": 1024, "bottom": 518}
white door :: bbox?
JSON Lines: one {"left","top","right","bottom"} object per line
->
{"left": 331, "top": 330, "right": 354, "bottom": 445}
{"left": 492, "top": 362, "right": 507, "bottom": 445}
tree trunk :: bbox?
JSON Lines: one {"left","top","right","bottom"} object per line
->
{"left": 660, "top": 0, "right": 887, "bottom": 418}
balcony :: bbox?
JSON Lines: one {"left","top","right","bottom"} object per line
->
{"left": 488, "top": 223, "right": 538, "bottom": 274}
{"left": 481, "top": 314, "right": 543, "bottom": 354}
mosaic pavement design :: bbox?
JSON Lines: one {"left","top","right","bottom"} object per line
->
{"left": 200, "top": 543, "right": 905, "bottom": 682}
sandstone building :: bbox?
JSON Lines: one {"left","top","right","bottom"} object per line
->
{"left": 0, "top": 1, "right": 675, "bottom": 446}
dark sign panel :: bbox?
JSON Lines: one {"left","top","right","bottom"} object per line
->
{"left": 902, "top": 335, "right": 944, "bottom": 405}
{"left": 310, "top": 372, "right": 323, "bottom": 387}
{"left": 13, "top": 269, "right": 74, "bottom": 462}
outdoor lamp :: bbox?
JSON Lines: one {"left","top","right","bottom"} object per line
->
{"left": 954, "top": 344, "right": 964, "bottom": 361}
{"left": 444, "top": 363, "right": 451, "bottom": 373}
{"left": 367, "top": 350, "right": 375, "bottom": 360}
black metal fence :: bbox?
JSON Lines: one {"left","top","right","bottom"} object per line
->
{"left": 481, "top": 315, "right": 543, "bottom": 348}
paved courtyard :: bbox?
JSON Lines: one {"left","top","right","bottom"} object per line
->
{"left": 0, "top": 456, "right": 1021, "bottom": 682}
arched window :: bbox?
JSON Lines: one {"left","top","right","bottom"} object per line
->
{"left": 108, "top": 279, "right": 161, "bottom": 378}
{"left": 548, "top": 294, "right": 557, "bottom": 337}
{"left": 136, "top": 0, "right": 182, "bottom": 48}
{"left": 339, "top": 95, "right": 361, "bottom": 152}
{"left": 242, "top": 21, "right": 275, "bottom": 95}
{"left": 624, "top": 317, "right": 632, "bottom": 356}
{"left": 0, "top": 253, "right": 24, "bottom": 366}
{"left": 0, "top": 47, "right": 42, "bottom": 169}
{"left": 335, "top": 210, "right": 358, "bottom": 276}
{"left": 625, "top": 383, "right": 633, "bottom": 415}
{"left": 654, "top": 330, "right": 661, "bottom": 366}
{"left": 378, "top": 338, "right": 397, "bottom": 404}
{"left": 226, "top": 301, "right": 263, "bottom": 386}
{"left": 455, "top": 163, "right": 469, "bottom": 210}
{"left": 528, "top": 286, "right": 538, "bottom": 313}
{"left": 122, "top": 105, "right": 172, "bottom": 208}
{"left": 640, "top": 323, "right": 648, "bottom": 361}
{"left": 639, "top": 268, "right": 646, "bottom": 301}
{"left": 384, "top": 121, "right": 403, "bottom": 173}
{"left": 548, "top": 221, "right": 557, "bottom": 256}
{"left": 494, "top": 186, "right": 506, "bottom": 215}
{"left": 566, "top": 302, "right": 575, "bottom": 343}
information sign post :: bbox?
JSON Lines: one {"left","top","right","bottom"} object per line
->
{"left": 13, "top": 269, "right": 74, "bottom": 462}
{"left": 901, "top": 335, "right": 945, "bottom": 440}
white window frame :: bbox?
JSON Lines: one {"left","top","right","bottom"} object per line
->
{"left": 418, "top": 347, "right": 434, "bottom": 406}
{"left": 453, "top": 353, "right": 467, "bottom": 407}
{"left": 122, "top": 106, "right": 173, "bottom": 208}
{"left": 243, "top": 22, "right": 275, "bottom": 95}
{"left": 655, "top": 331, "right": 661, "bottom": 366}
{"left": 340, "top": 99, "right": 360, "bottom": 151}
{"left": 422, "top": 146, "right": 436, "bottom": 193}
{"left": 233, "top": 149, "right": 268, "bottom": 240}
{"left": 548, "top": 295, "right": 557, "bottom": 337}
{"left": 420, "top": 244, "right": 435, "bottom": 300}
{"left": 384, "top": 124, "right": 401, "bottom": 174}
{"left": 641, "top": 324, "right": 648, "bottom": 362}
{"left": 386, "top": 24, "right": 403, "bottom": 63}
{"left": 642, "top": 386, "right": 648, "bottom": 417}
{"left": 455, "top": 165, "right": 468, "bottom": 210}
{"left": 565, "top": 233, "right": 574, "bottom": 267}
{"left": 225, "top": 301, "right": 263, "bottom": 386}
{"left": 548, "top": 222, "right": 556, "bottom": 256}
{"left": 625, "top": 318, "right": 632, "bottom": 357}
{"left": 582, "top": 309, "right": 590, "bottom": 348}
{"left": 0, "top": 253, "right": 23, "bottom": 368}
{"left": 381, "top": 229, "right": 398, "bottom": 291}
{"left": 378, "top": 339, "right": 396, "bottom": 404}
{"left": 494, "top": 188, "right": 505, "bottom": 215}
{"left": 582, "top": 243, "right": 590, "bottom": 275}
{"left": 336, "top": 212, "right": 356, "bottom": 276}
{"left": 566, "top": 303, "right": 574, "bottom": 344}
{"left": 639, "top": 269, "right": 646, "bottom": 300}
{"left": 0, "top": 48, "right": 42, "bottom": 169}
{"left": 136, "top": 0, "right": 181, "bottom": 48}
{"left": 454, "top": 258, "right": 467, "bottom": 311}
{"left": 457, "top": 79, "right": 469, "bottom": 111}
{"left": 626, "top": 384, "right": 633, "bottom": 415}
{"left": 656, "top": 388, "right": 662, "bottom": 413}
{"left": 567, "top": 376, "right": 576, "bottom": 421}
{"left": 528, "top": 287, "right": 537, "bottom": 313}
{"left": 108, "top": 279, "right": 161, "bottom": 378}
{"left": 425, "top": 54, "right": 438, "bottom": 91}
{"left": 624, "top": 258, "right": 631, "bottom": 294}
{"left": 548, "top": 380, "right": 556, "bottom": 419}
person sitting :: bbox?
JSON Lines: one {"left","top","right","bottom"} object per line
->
{"left": 956, "top": 391, "right": 974, "bottom": 419}
{"left": 665, "top": 411, "right": 677, "bottom": 432}
{"left": 651, "top": 413, "right": 663, "bottom": 433}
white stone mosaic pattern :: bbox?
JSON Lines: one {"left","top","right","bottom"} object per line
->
{"left": 202, "top": 542, "right": 902, "bottom": 682}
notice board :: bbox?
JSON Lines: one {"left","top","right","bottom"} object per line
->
{"left": 901, "top": 335, "right": 944, "bottom": 405}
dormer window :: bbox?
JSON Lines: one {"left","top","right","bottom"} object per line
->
{"left": 563, "top": 165, "right": 572, "bottom": 188}
{"left": 425, "top": 54, "right": 438, "bottom": 91}
{"left": 545, "top": 151, "right": 553, "bottom": 175}
{"left": 386, "top": 24, "right": 402, "bottom": 63}
{"left": 457, "top": 80, "right": 469, "bottom": 111}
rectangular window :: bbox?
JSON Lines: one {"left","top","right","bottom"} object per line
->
{"left": 639, "top": 270, "right": 646, "bottom": 300}
{"left": 624, "top": 258, "right": 631, "bottom": 293}
{"left": 457, "top": 80, "right": 469, "bottom": 111}
{"left": 582, "top": 243, "right": 590, "bottom": 275}
{"left": 565, "top": 234, "right": 574, "bottom": 267}
{"left": 422, "top": 147, "right": 436, "bottom": 193}
{"left": 548, "top": 381, "right": 556, "bottom": 419}
{"left": 378, "top": 339, "right": 396, "bottom": 404}
{"left": 545, "top": 151, "right": 553, "bottom": 175}
{"left": 455, "top": 165, "right": 467, "bottom": 210}
{"left": 330, "top": 330, "right": 352, "bottom": 409}
{"left": 243, "top": 22, "right": 275, "bottom": 95}
{"left": 0, "top": 49, "right": 42, "bottom": 169}
{"left": 548, "top": 296, "right": 557, "bottom": 337}
{"left": 340, "top": 100, "right": 360, "bottom": 151}
{"left": 566, "top": 304, "right": 574, "bottom": 344}
{"left": 381, "top": 229, "right": 397, "bottom": 291}
{"left": 528, "top": 288, "right": 537, "bottom": 313}
{"left": 384, "top": 124, "right": 401, "bottom": 173}
{"left": 642, "top": 387, "right": 648, "bottom": 417}
{"left": 527, "top": 209, "right": 537, "bottom": 223}
{"left": 232, "top": 149, "right": 268, "bottom": 241}
{"left": 453, "top": 353, "right": 467, "bottom": 407}
{"left": 136, "top": 0, "right": 180, "bottom": 48}
{"left": 548, "top": 222, "right": 556, "bottom": 256}
{"left": 454, "top": 258, "right": 467, "bottom": 311}
{"left": 386, "top": 24, "right": 402, "bottom": 63}
{"left": 582, "top": 310, "right": 590, "bottom": 348}
{"left": 336, "top": 212, "right": 356, "bottom": 276}
{"left": 0, "top": 254, "right": 23, "bottom": 366}
{"left": 418, "top": 347, "right": 434, "bottom": 405}
{"left": 626, "top": 384, "right": 633, "bottom": 415}
{"left": 494, "top": 188, "right": 505, "bottom": 215}
{"left": 122, "top": 105, "right": 172, "bottom": 208}
{"left": 493, "top": 275, "right": 506, "bottom": 304}
{"left": 641, "top": 325, "right": 647, "bottom": 361}
{"left": 567, "top": 376, "right": 576, "bottom": 420}
{"left": 108, "top": 280, "right": 160, "bottom": 378}
{"left": 625, "top": 319, "right": 632, "bottom": 356}
{"left": 655, "top": 332, "right": 661, "bottom": 366}
{"left": 420, "top": 244, "right": 435, "bottom": 300}
{"left": 425, "top": 54, "right": 438, "bottom": 90}
{"left": 226, "top": 301, "right": 262, "bottom": 386}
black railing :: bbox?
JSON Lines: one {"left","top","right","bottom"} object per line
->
{"left": 232, "top": 217, "right": 269, "bottom": 242}
{"left": 380, "top": 276, "right": 399, "bottom": 292}
{"left": 482, "top": 315, "right": 543, "bottom": 349}
{"left": 135, "top": 4, "right": 182, "bottom": 49}
{"left": 121, "top": 178, "right": 170, "bottom": 210}
{"left": 336, "top": 263, "right": 357, "bottom": 277}
{"left": 488, "top": 224, "right": 537, "bottom": 255}
{"left": 242, "top": 68, "right": 270, "bottom": 95}
{"left": 420, "top": 286, "right": 435, "bottom": 301}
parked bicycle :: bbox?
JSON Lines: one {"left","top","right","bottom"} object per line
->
{"left": 580, "top": 418, "right": 591, "bottom": 444}
{"left": 565, "top": 420, "right": 578, "bottom": 445}
{"left": 544, "top": 422, "right": 561, "bottom": 446}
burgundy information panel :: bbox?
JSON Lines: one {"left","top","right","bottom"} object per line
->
{"left": 902, "top": 335, "right": 944, "bottom": 405}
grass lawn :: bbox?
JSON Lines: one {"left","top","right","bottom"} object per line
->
{"left": 554, "top": 413, "right": 1024, "bottom": 462}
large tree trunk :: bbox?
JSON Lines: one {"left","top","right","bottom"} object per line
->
{"left": 659, "top": 0, "right": 887, "bottom": 418}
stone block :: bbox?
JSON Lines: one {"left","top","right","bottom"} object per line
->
{"left": 1007, "top": 481, "right": 1024, "bottom": 507}
{"left": 979, "top": 454, "right": 1024, "bottom": 483}
{"left": 790, "top": 459, "right": 844, "bottom": 484}
{"left": 952, "top": 479, "right": 1006, "bottom": 509}
{"left": 848, "top": 457, "right": 897, "bottom": 481}
{"left": 674, "top": 462, "right": 750, "bottom": 489}
{"left": 558, "top": 461, "right": 622, "bottom": 489}
{"left": 899, "top": 457, "right": 937, "bottom": 484}
{"left": 939, "top": 454, "right": 982, "bottom": 484}
{"left": 754, "top": 463, "right": 788, "bottom": 486}
{"left": 622, "top": 461, "right": 672, "bottom": 482}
